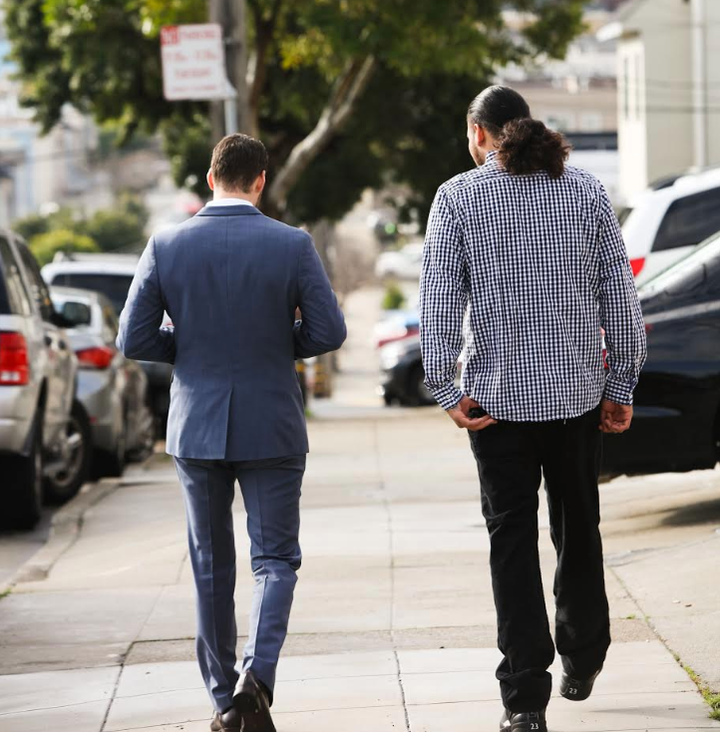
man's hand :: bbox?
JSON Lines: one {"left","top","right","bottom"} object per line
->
{"left": 447, "top": 395, "right": 498, "bottom": 432}
{"left": 599, "top": 399, "right": 633, "bottom": 434}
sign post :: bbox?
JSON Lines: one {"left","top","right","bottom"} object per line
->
{"left": 161, "top": 23, "right": 237, "bottom": 133}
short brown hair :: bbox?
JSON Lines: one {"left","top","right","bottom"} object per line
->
{"left": 210, "top": 134, "right": 269, "bottom": 192}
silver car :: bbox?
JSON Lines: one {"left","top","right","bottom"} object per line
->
{"left": 50, "top": 287, "right": 154, "bottom": 477}
{"left": 0, "top": 235, "right": 91, "bottom": 529}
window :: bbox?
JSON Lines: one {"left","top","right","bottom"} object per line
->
{"left": 54, "top": 274, "right": 134, "bottom": 316}
{"left": 16, "top": 242, "right": 55, "bottom": 321}
{"left": 0, "top": 237, "right": 32, "bottom": 316}
{"left": 652, "top": 188, "right": 720, "bottom": 253}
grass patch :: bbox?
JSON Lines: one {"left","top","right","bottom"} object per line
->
{"left": 0, "top": 587, "right": 12, "bottom": 600}
{"left": 682, "top": 664, "right": 720, "bottom": 721}
{"left": 624, "top": 614, "right": 637, "bottom": 620}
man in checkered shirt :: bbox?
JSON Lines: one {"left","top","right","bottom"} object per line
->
{"left": 419, "top": 86, "right": 646, "bottom": 732}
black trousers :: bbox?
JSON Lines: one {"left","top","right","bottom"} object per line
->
{"left": 469, "top": 406, "right": 610, "bottom": 713}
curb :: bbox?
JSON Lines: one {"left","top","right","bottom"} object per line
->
{"left": 0, "top": 477, "right": 120, "bottom": 594}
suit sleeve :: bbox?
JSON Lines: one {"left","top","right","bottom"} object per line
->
{"left": 116, "top": 237, "right": 176, "bottom": 364}
{"left": 294, "top": 233, "right": 347, "bottom": 359}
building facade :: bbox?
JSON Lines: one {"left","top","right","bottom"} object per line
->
{"left": 0, "top": 11, "right": 98, "bottom": 227}
{"left": 601, "top": 0, "right": 720, "bottom": 203}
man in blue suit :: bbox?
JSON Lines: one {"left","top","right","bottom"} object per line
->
{"left": 118, "top": 134, "right": 347, "bottom": 732}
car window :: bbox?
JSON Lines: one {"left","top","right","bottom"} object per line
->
{"left": 617, "top": 207, "right": 633, "bottom": 227}
{"left": 0, "top": 237, "right": 33, "bottom": 316}
{"left": 652, "top": 187, "right": 720, "bottom": 253}
{"left": 16, "top": 242, "right": 55, "bottom": 321}
{"left": 54, "top": 274, "right": 135, "bottom": 316}
{"left": 640, "top": 230, "right": 720, "bottom": 296}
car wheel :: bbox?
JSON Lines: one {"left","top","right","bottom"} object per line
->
{"left": 44, "top": 402, "right": 92, "bottom": 505}
{"left": 95, "top": 417, "right": 127, "bottom": 478}
{"left": 407, "top": 364, "right": 436, "bottom": 407}
{"left": 3, "top": 414, "right": 44, "bottom": 530}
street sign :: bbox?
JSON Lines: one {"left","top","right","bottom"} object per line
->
{"left": 161, "top": 24, "right": 227, "bottom": 101}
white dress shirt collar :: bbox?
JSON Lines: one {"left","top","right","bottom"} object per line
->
{"left": 206, "top": 197, "right": 255, "bottom": 207}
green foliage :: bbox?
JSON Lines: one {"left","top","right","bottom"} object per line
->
{"left": 30, "top": 229, "right": 100, "bottom": 266}
{"left": 13, "top": 195, "right": 148, "bottom": 255}
{"left": 13, "top": 207, "right": 79, "bottom": 241}
{"left": 382, "top": 282, "right": 406, "bottom": 311}
{"left": 12, "top": 213, "right": 51, "bottom": 241}
{"left": 161, "top": 112, "right": 213, "bottom": 199}
{"left": 81, "top": 194, "right": 149, "bottom": 251}
{"left": 5, "top": 0, "right": 587, "bottom": 224}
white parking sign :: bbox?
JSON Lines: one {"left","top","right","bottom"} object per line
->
{"left": 161, "top": 24, "right": 227, "bottom": 101}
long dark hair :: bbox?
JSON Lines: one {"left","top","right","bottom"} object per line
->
{"left": 467, "top": 85, "right": 571, "bottom": 178}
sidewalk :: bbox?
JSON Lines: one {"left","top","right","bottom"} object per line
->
{"left": 2, "top": 281, "right": 720, "bottom": 732}
{"left": 0, "top": 410, "right": 719, "bottom": 731}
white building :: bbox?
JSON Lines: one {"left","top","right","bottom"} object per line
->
{"left": 498, "top": 7, "right": 621, "bottom": 202}
{"left": 600, "top": 0, "right": 720, "bottom": 204}
{"left": 0, "top": 11, "right": 99, "bottom": 227}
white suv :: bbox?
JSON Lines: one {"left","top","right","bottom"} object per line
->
{"left": 622, "top": 167, "right": 720, "bottom": 285}
{"left": 42, "top": 253, "right": 174, "bottom": 433}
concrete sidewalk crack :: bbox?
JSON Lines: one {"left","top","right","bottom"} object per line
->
{"left": 373, "top": 420, "right": 413, "bottom": 732}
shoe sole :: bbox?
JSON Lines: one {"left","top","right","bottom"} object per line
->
{"left": 560, "top": 679, "right": 596, "bottom": 702}
{"left": 233, "top": 691, "right": 277, "bottom": 732}
{"left": 500, "top": 718, "right": 548, "bottom": 732}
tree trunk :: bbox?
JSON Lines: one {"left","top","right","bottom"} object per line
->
{"left": 265, "top": 56, "right": 376, "bottom": 217}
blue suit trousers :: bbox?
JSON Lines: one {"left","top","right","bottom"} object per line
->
{"left": 174, "top": 455, "right": 305, "bottom": 713}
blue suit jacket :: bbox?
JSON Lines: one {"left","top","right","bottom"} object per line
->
{"left": 117, "top": 204, "right": 347, "bottom": 460}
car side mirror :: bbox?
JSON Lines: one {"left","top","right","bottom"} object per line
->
{"left": 55, "top": 302, "right": 92, "bottom": 328}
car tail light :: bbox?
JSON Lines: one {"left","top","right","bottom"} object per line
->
{"left": 0, "top": 332, "right": 30, "bottom": 385}
{"left": 630, "top": 258, "right": 645, "bottom": 277}
{"left": 76, "top": 346, "right": 114, "bottom": 370}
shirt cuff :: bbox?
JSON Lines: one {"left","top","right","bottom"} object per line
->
{"left": 604, "top": 375, "right": 635, "bottom": 406}
{"left": 430, "top": 383, "right": 464, "bottom": 411}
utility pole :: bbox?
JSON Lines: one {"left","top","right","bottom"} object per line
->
{"left": 209, "top": 0, "right": 250, "bottom": 139}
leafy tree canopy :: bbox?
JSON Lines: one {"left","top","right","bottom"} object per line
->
{"left": 5, "top": 0, "right": 586, "bottom": 223}
{"left": 30, "top": 229, "right": 99, "bottom": 266}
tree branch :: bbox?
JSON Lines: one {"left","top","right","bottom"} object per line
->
{"left": 246, "top": 0, "right": 283, "bottom": 138}
{"left": 266, "top": 55, "right": 376, "bottom": 217}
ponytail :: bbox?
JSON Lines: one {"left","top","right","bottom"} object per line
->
{"left": 497, "top": 118, "right": 571, "bottom": 179}
{"left": 468, "top": 85, "right": 572, "bottom": 179}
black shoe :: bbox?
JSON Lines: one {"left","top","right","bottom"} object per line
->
{"left": 227, "top": 669, "right": 276, "bottom": 732}
{"left": 211, "top": 710, "right": 240, "bottom": 732}
{"left": 560, "top": 668, "right": 602, "bottom": 701}
{"left": 500, "top": 709, "right": 548, "bottom": 732}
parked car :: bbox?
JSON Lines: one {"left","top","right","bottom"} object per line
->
{"left": 0, "top": 234, "right": 92, "bottom": 529}
{"left": 375, "top": 242, "right": 424, "bottom": 281}
{"left": 50, "top": 287, "right": 155, "bottom": 478}
{"left": 41, "top": 253, "right": 173, "bottom": 433}
{"left": 379, "top": 336, "right": 452, "bottom": 407}
{"left": 602, "top": 229, "right": 720, "bottom": 477}
{"left": 374, "top": 310, "right": 420, "bottom": 349}
{"left": 621, "top": 166, "right": 720, "bottom": 285}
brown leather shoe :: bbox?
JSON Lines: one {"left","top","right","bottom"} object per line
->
{"left": 227, "top": 669, "right": 276, "bottom": 732}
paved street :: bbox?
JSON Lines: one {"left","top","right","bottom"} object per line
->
{"left": 1, "top": 287, "right": 719, "bottom": 731}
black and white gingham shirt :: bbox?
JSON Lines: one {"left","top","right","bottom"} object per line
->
{"left": 419, "top": 150, "right": 647, "bottom": 420}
